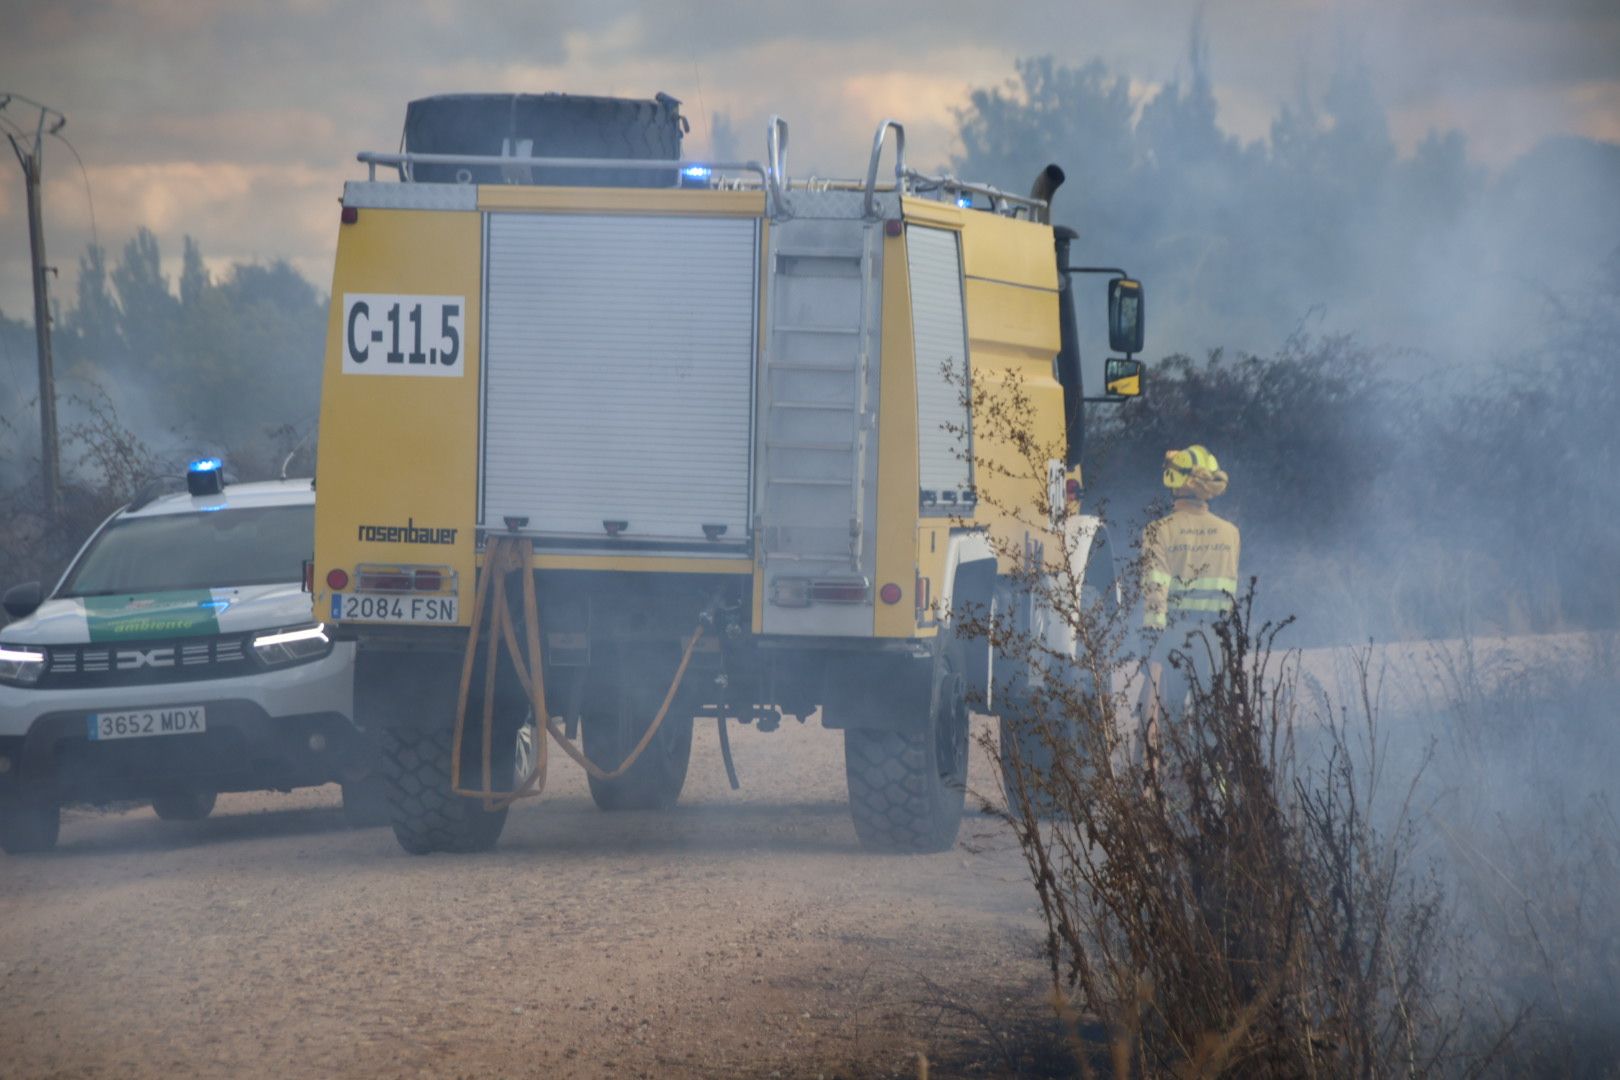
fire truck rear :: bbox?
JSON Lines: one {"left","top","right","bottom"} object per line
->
{"left": 312, "top": 92, "right": 1145, "bottom": 854}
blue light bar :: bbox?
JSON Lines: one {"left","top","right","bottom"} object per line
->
{"left": 681, "top": 165, "right": 712, "bottom": 180}
{"left": 186, "top": 457, "right": 225, "bottom": 496}
{"left": 956, "top": 196, "right": 973, "bottom": 208}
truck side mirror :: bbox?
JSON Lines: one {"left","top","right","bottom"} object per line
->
{"left": 1104, "top": 358, "right": 1143, "bottom": 399}
{"left": 3, "top": 582, "right": 43, "bottom": 620}
{"left": 1107, "top": 278, "right": 1145, "bottom": 355}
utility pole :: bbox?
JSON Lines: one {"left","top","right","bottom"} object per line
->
{"left": 1, "top": 94, "right": 65, "bottom": 520}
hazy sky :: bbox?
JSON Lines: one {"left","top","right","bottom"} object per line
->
{"left": 2, "top": 0, "right": 1617, "bottom": 319}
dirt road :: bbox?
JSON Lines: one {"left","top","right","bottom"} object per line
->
{"left": 0, "top": 718, "right": 1054, "bottom": 1079}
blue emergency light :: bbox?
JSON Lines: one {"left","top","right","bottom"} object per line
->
{"left": 956, "top": 195, "right": 973, "bottom": 209}
{"left": 680, "top": 164, "right": 712, "bottom": 189}
{"left": 186, "top": 457, "right": 225, "bottom": 497}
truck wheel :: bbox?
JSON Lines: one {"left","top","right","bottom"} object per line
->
{"left": 0, "top": 802, "right": 60, "bottom": 854}
{"left": 844, "top": 633, "right": 971, "bottom": 853}
{"left": 997, "top": 671, "right": 1094, "bottom": 818}
{"left": 583, "top": 648, "right": 694, "bottom": 812}
{"left": 340, "top": 773, "right": 392, "bottom": 828}
{"left": 998, "top": 706, "right": 1064, "bottom": 817}
{"left": 152, "top": 789, "right": 216, "bottom": 821}
{"left": 380, "top": 723, "right": 513, "bottom": 855}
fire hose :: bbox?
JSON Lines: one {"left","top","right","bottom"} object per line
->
{"left": 449, "top": 536, "right": 704, "bottom": 810}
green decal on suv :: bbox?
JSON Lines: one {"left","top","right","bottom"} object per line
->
{"left": 84, "top": 591, "right": 222, "bottom": 642}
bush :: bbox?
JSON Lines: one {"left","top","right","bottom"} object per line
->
{"left": 979, "top": 578, "right": 1478, "bottom": 1077}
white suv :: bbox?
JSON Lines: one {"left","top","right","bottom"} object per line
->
{"left": 0, "top": 466, "right": 376, "bottom": 854}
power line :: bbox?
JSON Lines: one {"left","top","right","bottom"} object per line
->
{"left": 51, "top": 128, "right": 98, "bottom": 254}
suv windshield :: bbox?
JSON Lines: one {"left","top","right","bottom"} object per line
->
{"left": 62, "top": 504, "right": 315, "bottom": 597}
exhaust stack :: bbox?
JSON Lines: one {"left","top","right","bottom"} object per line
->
{"left": 1029, "top": 164, "right": 1066, "bottom": 224}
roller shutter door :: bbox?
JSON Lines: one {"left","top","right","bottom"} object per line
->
{"left": 907, "top": 225, "right": 972, "bottom": 503}
{"left": 481, "top": 213, "right": 759, "bottom": 544}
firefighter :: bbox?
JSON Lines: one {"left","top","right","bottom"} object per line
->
{"left": 1140, "top": 444, "right": 1240, "bottom": 739}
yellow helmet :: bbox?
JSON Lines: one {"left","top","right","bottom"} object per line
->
{"left": 1163, "top": 445, "right": 1228, "bottom": 498}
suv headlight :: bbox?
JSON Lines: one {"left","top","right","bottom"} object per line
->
{"left": 251, "top": 623, "right": 333, "bottom": 667}
{"left": 0, "top": 644, "right": 46, "bottom": 687}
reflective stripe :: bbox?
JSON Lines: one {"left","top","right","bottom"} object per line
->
{"left": 1170, "top": 588, "right": 1232, "bottom": 603}
{"left": 1168, "top": 597, "right": 1231, "bottom": 613}
{"left": 1147, "top": 569, "right": 1174, "bottom": 587}
{"left": 1144, "top": 611, "right": 1167, "bottom": 628}
{"left": 1181, "top": 576, "right": 1237, "bottom": 593}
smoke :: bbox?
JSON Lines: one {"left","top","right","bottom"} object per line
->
{"left": 956, "top": 40, "right": 1620, "bottom": 369}
{"left": 946, "top": 29, "right": 1620, "bottom": 644}
{"left": 936, "top": 27, "right": 1620, "bottom": 1067}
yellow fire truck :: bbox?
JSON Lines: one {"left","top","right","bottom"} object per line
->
{"left": 312, "top": 92, "right": 1143, "bottom": 855}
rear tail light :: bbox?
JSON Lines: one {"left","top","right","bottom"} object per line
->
{"left": 812, "top": 580, "right": 869, "bottom": 604}
{"left": 302, "top": 560, "right": 315, "bottom": 593}
{"left": 352, "top": 565, "right": 454, "bottom": 594}
{"left": 770, "top": 576, "right": 871, "bottom": 607}
{"left": 357, "top": 570, "right": 413, "bottom": 592}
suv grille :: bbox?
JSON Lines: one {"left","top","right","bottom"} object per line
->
{"left": 41, "top": 635, "right": 256, "bottom": 688}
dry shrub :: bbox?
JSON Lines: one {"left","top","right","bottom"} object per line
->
{"left": 0, "top": 389, "right": 161, "bottom": 594}
{"left": 974, "top": 578, "right": 1487, "bottom": 1078}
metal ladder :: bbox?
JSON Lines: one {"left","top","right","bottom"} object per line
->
{"left": 757, "top": 194, "right": 883, "bottom": 576}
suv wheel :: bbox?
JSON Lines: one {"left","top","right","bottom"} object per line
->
{"left": 152, "top": 789, "right": 216, "bottom": 821}
{"left": 0, "top": 802, "right": 60, "bottom": 854}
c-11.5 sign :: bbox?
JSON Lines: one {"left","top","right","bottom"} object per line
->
{"left": 342, "top": 294, "right": 465, "bottom": 377}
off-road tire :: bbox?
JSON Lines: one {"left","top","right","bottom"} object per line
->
{"left": 583, "top": 647, "right": 695, "bottom": 812}
{"left": 380, "top": 725, "right": 510, "bottom": 855}
{"left": 340, "top": 773, "right": 392, "bottom": 828}
{"left": 0, "top": 802, "right": 60, "bottom": 854}
{"left": 998, "top": 668, "right": 1098, "bottom": 819}
{"left": 998, "top": 705, "right": 1068, "bottom": 819}
{"left": 152, "top": 789, "right": 216, "bottom": 822}
{"left": 844, "top": 635, "right": 971, "bottom": 853}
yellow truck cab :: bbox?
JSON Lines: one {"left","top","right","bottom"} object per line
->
{"left": 313, "top": 92, "right": 1144, "bottom": 854}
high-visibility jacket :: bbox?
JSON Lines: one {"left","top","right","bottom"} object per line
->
{"left": 1142, "top": 499, "right": 1241, "bottom": 629}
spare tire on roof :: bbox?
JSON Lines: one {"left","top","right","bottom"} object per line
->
{"left": 401, "top": 92, "right": 686, "bottom": 187}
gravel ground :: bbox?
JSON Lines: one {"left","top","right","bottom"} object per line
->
{"left": 0, "top": 716, "right": 1056, "bottom": 1079}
